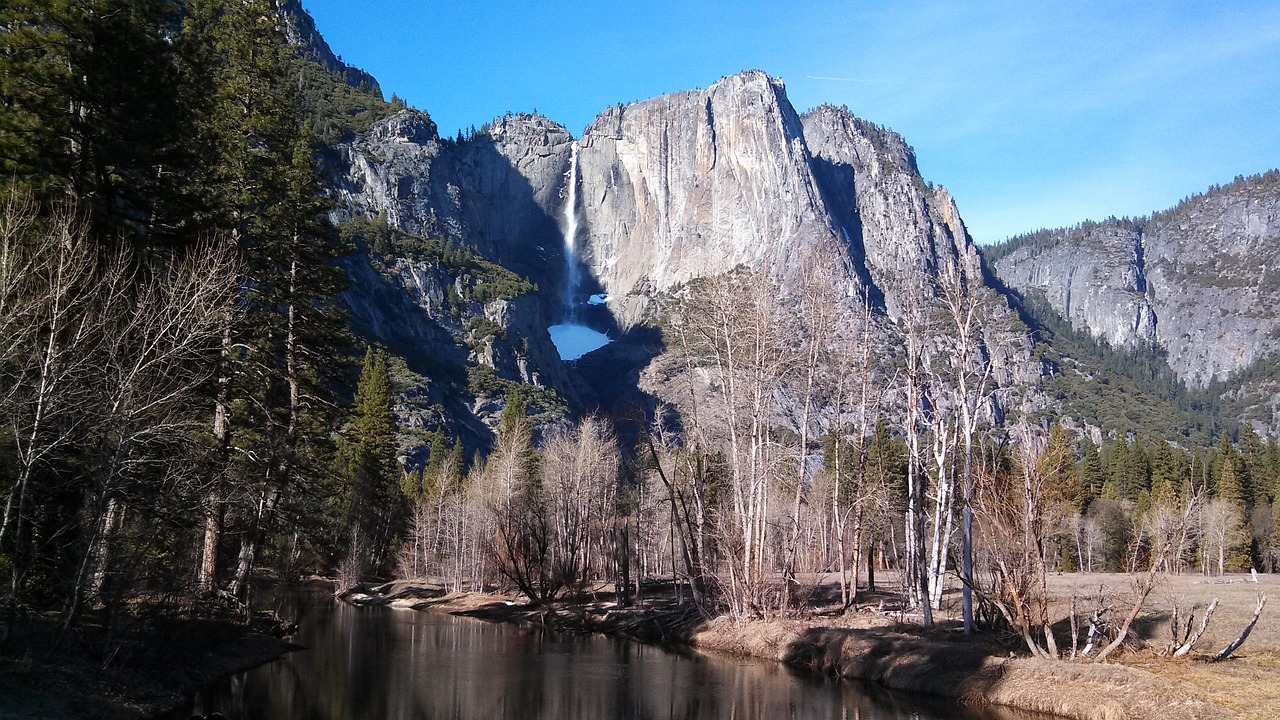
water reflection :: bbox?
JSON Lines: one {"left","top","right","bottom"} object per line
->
{"left": 180, "top": 589, "right": 1032, "bottom": 720}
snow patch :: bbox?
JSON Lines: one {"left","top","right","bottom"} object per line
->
{"left": 548, "top": 323, "right": 611, "bottom": 361}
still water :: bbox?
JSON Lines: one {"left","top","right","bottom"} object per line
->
{"left": 179, "top": 589, "right": 1035, "bottom": 720}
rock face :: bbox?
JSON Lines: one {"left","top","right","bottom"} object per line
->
{"left": 573, "top": 71, "right": 849, "bottom": 320}
{"left": 330, "top": 70, "right": 1044, "bottom": 447}
{"left": 338, "top": 72, "right": 1002, "bottom": 327}
{"left": 800, "top": 104, "right": 985, "bottom": 317}
{"left": 991, "top": 173, "right": 1280, "bottom": 389}
{"left": 993, "top": 226, "right": 1157, "bottom": 350}
{"left": 336, "top": 111, "right": 573, "bottom": 293}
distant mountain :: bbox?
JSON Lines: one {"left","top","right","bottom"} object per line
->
{"left": 281, "top": 1, "right": 1278, "bottom": 447}
{"left": 988, "top": 171, "right": 1280, "bottom": 432}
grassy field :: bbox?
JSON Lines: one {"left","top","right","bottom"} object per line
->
{"left": 830, "top": 570, "right": 1278, "bottom": 720}
{"left": 1046, "top": 572, "right": 1277, "bottom": 720}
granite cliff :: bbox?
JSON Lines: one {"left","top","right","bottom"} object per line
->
{"left": 327, "top": 71, "right": 1037, "bottom": 443}
{"left": 989, "top": 171, "right": 1280, "bottom": 429}
{"left": 336, "top": 71, "right": 1003, "bottom": 327}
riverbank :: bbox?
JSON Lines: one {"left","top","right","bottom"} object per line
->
{"left": 0, "top": 616, "right": 295, "bottom": 720}
{"left": 346, "top": 579, "right": 1240, "bottom": 720}
{"left": 689, "top": 616, "right": 1230, "bottom": 720}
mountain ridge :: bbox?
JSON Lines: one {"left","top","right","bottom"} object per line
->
{"left": 988, "top": 170, "right": 1280, "bottom": 433}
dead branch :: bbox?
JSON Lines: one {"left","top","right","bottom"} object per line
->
{"left": 1210, "top": 594, "right": 1266, "bottom": 662}
{"left": 1171, "top": 598, "right": 1217, "bottom": 658}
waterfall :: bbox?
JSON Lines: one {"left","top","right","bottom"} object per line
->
{"left": 562, "top": 141, "right": 581, "bottom": 319}
{"left": 547, "top": 140, "right": 611, "bottom": 361}
{"left": 560, "top": 141, "right": 581, "bottom": 317}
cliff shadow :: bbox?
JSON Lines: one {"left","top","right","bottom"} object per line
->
{"left": 435, "top": 134, "right": 572, "bottom": 309}
{"left": 807, "top": 155, "right": 887, "bottom": 313}
{"left": 571, "top": 323, "right": 667, "bottom": 446}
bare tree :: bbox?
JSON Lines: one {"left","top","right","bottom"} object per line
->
{"left": 666, "top": 270, "right": 791, "bottom": 618}
{"left": 63, "top": 242, "right": 236, "bottom": 624}
{"left": 1092, "top": 489, "right": 1202, "bottom": 662}
{"left": 895, "top": 272, "right": 935, "bottom": 626}
{"left": 1199, "top": 498, "right": 1245, "bottom": 576}
{"left": 0, "top": 197, "right": 100, "bottom": 585}
{"left": 974, "top": 424, "right": 1067, "bottom": 658}
{"left": 541, "top": 415, "right": 620, "bottom": 595}
{"left": 777, "top": 251, "right": 840, "bottom": 611}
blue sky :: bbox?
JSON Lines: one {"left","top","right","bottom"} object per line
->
{"left": 301, "top": 0, "right": 1280, "bottom": 244}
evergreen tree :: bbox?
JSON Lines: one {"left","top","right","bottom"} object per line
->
{"left": 1216, "top": 432, "right": 1246, "bottom": 508}
{"left": 1148, "top": 440, "right": 1184, "bottom": 503}
{"left": 495, "top": 390, "right": 539, "bottom": 490}
{"left": 0, "top": 0, "right": 198, "bottom": 246}
{"left": 183, "top": 0, "right": 353, "bottom": 595}
{"left": 1101, "top": 437, "right": 1127, "bottom": 500}
{"left": 1076, "top": 437, "right": 1105, "bottom": 506}
{"left": 343, "top": 348, "right": 399, "bottom": 582}
{"left": 1238, "top": 424, "right": 1265, "bottom": 509}
{"left": 1123, "top": 438, "right": 1152, "bottom": 501}
{"left": 1045, "top": 421, "right": 1084, "bottom": 512}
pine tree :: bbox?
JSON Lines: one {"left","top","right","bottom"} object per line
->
{"left": 1238, "top": 424, "right": 1265, "bottom": 509}
{"left": 0, "top": 0, "right": 197, "bottom": 246}
{"left": 1076, "top": 437, "right": 1105, "bottom": 506}
{"left": 1216, "top": 432, "right": 1246, "bottom": 508}
{"left": 1101, "top": 437, "right": 1127, "bottom": 500}
{"left": 343, "top": 348, "right": 399, "bottom": 582}
{"left": 496, "top": 390, "right": 538, "bottom": 489}
{"left": 1148, "top": 440, "right": 1184, "bottom": 503}
{"left": 183, "top": 0, "right": 353, "bottom": 596}
{"left": 1043, "top": 421, "right": 1083, "bottom": 511}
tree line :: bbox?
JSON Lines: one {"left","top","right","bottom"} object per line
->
{"left": 389, "top": 251, "right": 1280, "bottom": 649}
{"left": 0, "top": 0, "right": 397, "bottom": 632}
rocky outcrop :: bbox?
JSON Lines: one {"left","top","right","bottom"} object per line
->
{"left": 336, "top": 111, "right": 572, "bottom": 291}
{"left": 278, "top": 0, "right": 382, "bottom": 93}
{"left": 801, "top": 104, "right": 985, "bottom": 317}
{"left": 573, "top": 71, "right": 850, "bottom": 322}
{"left": 991, "top": 173, "right": 1280, "bottom": 388}
{"left": 993, "top": 226, "right": 1157, "bottom": 350}
{"left": 337, "top": 111, "right": 444, "bottom": 230}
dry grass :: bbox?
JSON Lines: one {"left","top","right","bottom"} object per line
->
{"left": 1043, "top": 572, "right": 1277, "bottom": 657}
{"left": 786, "top": 570, "right": 1277, "bottom": 719}
{"left": 1036, "top": 572, "right": 1278, "bottom": 720}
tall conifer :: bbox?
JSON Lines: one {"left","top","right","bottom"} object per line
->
{"left": 343, "top": 348, "right": 398, "bottom": 581}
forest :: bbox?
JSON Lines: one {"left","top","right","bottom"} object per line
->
{"left": 0, "top": 0, "right": 384, "bottom": 631}
{"left": 1, "top": 0, "right": 1277, "bottom": 675}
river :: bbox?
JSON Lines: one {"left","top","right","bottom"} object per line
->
{"left": 174, "top": 588, "right": 1040, "bottom": 720}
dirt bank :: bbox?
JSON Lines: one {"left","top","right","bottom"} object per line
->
{"left": 689, "top": 616, "right": 1231, "bottom": 720}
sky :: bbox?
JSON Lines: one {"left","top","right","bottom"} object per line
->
{"left": 300, "top": 0, "right": 1280, "bottom": 245}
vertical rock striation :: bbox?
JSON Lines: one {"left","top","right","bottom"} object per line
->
{"left": 572, "top": 71, "right": 850, "bottom": 322}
